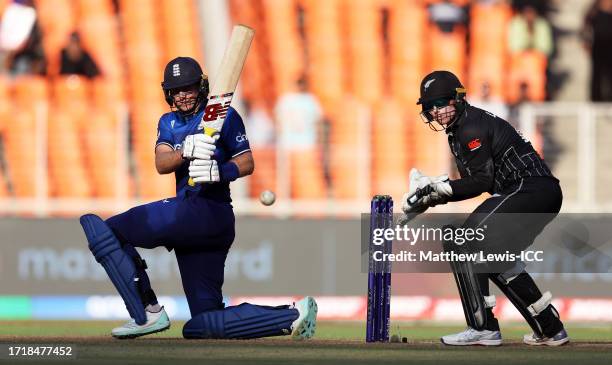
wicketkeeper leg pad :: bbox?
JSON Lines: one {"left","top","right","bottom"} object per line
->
{"left": 443, "top": 237, "right": 487, "bottom": 330}
{"left": 183, "top": 303, "right": 298, "bottom": 339}
{"left": 491, "top": 272, "right": 563, "bottom": 338}
{"left": 80, "top": 214, "right": 147, "bottom": 325}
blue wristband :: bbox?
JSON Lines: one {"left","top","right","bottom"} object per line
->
{"left": 220, "top": 161, "right": 240, "bottom": 182}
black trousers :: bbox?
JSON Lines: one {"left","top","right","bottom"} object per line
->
{"left": 463, "top": 177, "right": 564, "bottom": 335}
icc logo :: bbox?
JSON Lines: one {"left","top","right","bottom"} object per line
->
{"left": 236, "top": 134, "right": 248, "bottom": 143}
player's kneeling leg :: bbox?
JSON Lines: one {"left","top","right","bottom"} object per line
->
{"left": 183, "top": 297, "right": 317, "bottom": 340}
{"left": 80, "top": 214, "right": 170, "bottom": 339}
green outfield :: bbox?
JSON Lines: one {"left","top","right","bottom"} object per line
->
{"left": 0, "top": 321, "right": 611, "bottom": 365}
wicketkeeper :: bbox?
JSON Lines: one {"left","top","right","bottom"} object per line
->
{"left": 79, "top": 57, "right": 317, "bottom": 339}
{"left": 402, "top": 70, "right": 569, "bottom": 346}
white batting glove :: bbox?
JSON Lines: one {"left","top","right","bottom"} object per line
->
{"left": 188, "top": 159, "right": 220, "bottom": 183}
{"left": 182, "top": 134, "right": 216, "bottom": 160}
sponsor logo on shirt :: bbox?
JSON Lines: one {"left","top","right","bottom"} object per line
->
{"left": 236, "top": 133, "right": 248, "bottom": 143}
{"left": 467, "top": 138, "right": 481, "bottom": 151}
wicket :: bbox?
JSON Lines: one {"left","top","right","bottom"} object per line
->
{"left": 366, "top": 195, "right": 393, "bottom": 343}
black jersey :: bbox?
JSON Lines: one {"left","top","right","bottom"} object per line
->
{"left": 446, "top": 104, "right": 556, "bottom": 201}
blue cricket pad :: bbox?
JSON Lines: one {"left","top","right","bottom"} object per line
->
{"left": 80, "top": 214, "right": 147, "bottom": 325}
{"left": 183, "top": 303, "right": 298, "bottom": 339}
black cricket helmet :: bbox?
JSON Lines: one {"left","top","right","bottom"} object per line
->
{"left": 417, "top": 70, "right": 467, "bottom": 131}
{"left": 161, "top": 56, "right": 209, "bottom": 114}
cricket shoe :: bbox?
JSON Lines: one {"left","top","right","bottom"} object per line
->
{"left": 111, "top": 307, "right": 170, "bottom": 339}
{"left": 523, "top": 328, "right": 569, "bottom": 346}
{"left": 441, "top": 327, "right": 502, "bottom": 346}
{"left": 290, "top": 296, "right": 318, "bottom": 340}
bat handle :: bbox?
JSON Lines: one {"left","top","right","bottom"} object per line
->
{"left": 408, "top": 185, "right": 433, "bottom": 205}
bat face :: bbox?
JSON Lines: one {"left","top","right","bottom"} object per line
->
{"left": 188, "top": 24, "right": 254, "bottom": 187}
{"left": 200, "top": 92, "right": 234, "bottom": 134}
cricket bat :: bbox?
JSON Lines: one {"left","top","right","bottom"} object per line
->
{"left": 189, "top": 24, "right": 255, "bottom": 186}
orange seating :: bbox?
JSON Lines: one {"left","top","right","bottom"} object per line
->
{"left": 0, "top": 77, "right": 9, "bottom": 197}
{"left": 12, "top": 76, "right": 48, "bottom": 106}
{"left": 371, "top": 99, "right": 411, "bottom": 200}
{"left": 4, "top": 110, "right": 37, "bottom": 197}
{"left": 289, "top": 149, "right": 326, "bottom": 199}
{"left": 389, "top": 0, "right": 428, "bottom": 106}
{"left": 229, "top": 0, "right": 277, "bottom": 108}
{"left": 261, "top": 0, "right": 304, "bottom": 96}
{"left": 249, "top": 147, "right": 277, "bottom": 198}
{"left": 328, "top": 97, "right": 368, "bottom": 200}
{"left": 47, "top": 111, "right": 92, "bottom": 198}
{"left": 0, "top": 167, "right": 8, "bottom": 198}
{"left": 76, "top": 0, "right": 123, "bottom": 80}
{"left": 424, "top": 0, "right": 469, "bottom": 5}
{"left": 135, "top": 162, "right": 175, "bottom": 199}
{"left": 82, "top": 112, "right": 123, "bottom": 197}
{"left": 469, "top": 2, "right": 511, "bottom": 101}
{"left": 470, "top": 2, "right": 511, "bottom": 55}
{"left": 507, "top": 51, "right": 547, "bottom": 103}
{"left": 412, "top": 114, "right": 450, "bottom": 177}
{"left": 92, "top": 79, "right": 126, "bottom": 111}
{"left": 34, "top": 0, "right": 76, "bottom": 76}
{"left": 468, "top": 54, "right": 506, "bottom": 101}
{"left": 302, "top": 0, "right": 344, "bottom": 111}
{"left": 344, "top": 0, "right": 383, "bottom": 105}
{"left": 130, "top": 100, "right": 173, "bottom": 199}
{"left": 428, "top": 27, "right": 466, "bottom": 82}
{"left": 0, "top": 76, "right": 9, "bottom": 134}
{"left": 158, "top": 0, "right": 202, "bottom": 61}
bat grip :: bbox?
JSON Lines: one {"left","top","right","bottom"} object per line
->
{"left": 408, "top": 185, "right": 434, "bottom": 205}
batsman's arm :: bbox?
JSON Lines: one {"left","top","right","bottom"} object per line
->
{"left": 155, "top": 144, "right": 184, "bottom": 174}
{"left": 230, "top": 151, "right": 254, "bottom": 178}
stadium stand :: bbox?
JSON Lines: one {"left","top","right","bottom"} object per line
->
{"left": 0, "top": 0, "right": 552, "bottom": 210}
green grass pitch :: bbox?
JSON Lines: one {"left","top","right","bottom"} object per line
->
{"left": 0, "top": 321, "right": 610, "bottom": 365}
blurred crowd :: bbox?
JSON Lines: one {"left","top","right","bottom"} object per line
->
{"left": 0, "top": 0, "right": 610, "bottom": 207}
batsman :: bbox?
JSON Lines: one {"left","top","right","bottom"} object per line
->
{"left": 403, "top": 71, "right": 569, "bottom": 346}
{"left": 79, "top": 55, "right": 317, "bottom": 339}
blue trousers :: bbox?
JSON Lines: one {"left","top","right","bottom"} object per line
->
{"left": 106, "top": 195, "right": 235, "bottom": 315}
{"left": 104, "top": 195, "right": 298, "bottom": 338}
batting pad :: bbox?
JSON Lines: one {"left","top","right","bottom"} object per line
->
{"left": 183, "top": 303, "right": 298, "bottom": 339}
{"left": 80, "top": 214, "right": 147, "bottom": 325}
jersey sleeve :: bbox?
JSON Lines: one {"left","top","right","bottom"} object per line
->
{"left": 220, "top": 107, "right": 251, "bottom": 158}
{"left": 449, "top": 115, "right": 495, "bottom": 201}
{"left": 155, "top": 114, "right": 175, "bottom": 149}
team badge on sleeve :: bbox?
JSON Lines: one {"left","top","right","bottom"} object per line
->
{"left": 467, "top": 138, "right": 481, "bottom": 151}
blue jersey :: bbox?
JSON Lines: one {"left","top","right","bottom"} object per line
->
{"left": 155, "top": 107, "right": 250, "bottom": 202}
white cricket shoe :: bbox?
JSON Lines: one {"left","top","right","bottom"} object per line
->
{"left": 523, "top": 328, "right": 569, "bottom": 346}
{"left": 290, "top": 296, "right": 318, "bottom": 340}
{"left": 441, "top": 327, "right": 502, "bottom": 346}
{"left": 111, "top": 307, "right": 170, "bottom": 339}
